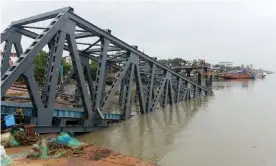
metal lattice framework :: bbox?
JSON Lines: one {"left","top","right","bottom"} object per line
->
{"left": 1, "top": 7, "right": 213, "bottom": 133}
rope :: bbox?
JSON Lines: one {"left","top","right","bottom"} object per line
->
{"left": 13, "top": 131, "right": 41, "bottom": 145}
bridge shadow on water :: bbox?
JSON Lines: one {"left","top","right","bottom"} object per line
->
{"left": 78, "top": 97, "right": 211, "bottom": 163}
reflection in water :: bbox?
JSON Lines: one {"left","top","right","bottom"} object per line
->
{"left": 213, "top": 79, "right": 255, "bottom": 90}
{"left": 79, "top": 97, "right": 209, "bottom": 162}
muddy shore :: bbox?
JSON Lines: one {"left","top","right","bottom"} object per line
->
{"left": 6, "top": 144, "right": 156, "bottom": 166}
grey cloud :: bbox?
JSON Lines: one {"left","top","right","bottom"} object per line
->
{"left": 1, "top": 0, "right": 275, "bottom": 70}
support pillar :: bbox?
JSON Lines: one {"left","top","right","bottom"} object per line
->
{"left": 73, "top": 83, "right": 82, "bottom": 107}
{"left": 176, "top": 77, "right": 182, "bottom": 103}
{"left": 122, "top": 63, "right": 134, "bottom": 119}
{"left": 146, "top": 64, "right": 156, "bottom": 112}
{"left": 94, "top": 35, "right": 111, "bottom": 110}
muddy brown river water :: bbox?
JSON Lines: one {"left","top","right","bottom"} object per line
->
{"left": 79, "top": 75, "right": 276, "bottom": 166}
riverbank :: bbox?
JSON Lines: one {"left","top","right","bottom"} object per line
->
{"left": 5, "top": 144, "right": 155, "bottom": 166}
{"left": 1, "top": 131, "right": 155, "bottom": 166}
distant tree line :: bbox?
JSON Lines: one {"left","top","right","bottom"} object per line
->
{"left": 156, "top": 57, "right": 254, "bottom": 73}
{"left": 158, "top": 58, "right": 210, "bottom": 67}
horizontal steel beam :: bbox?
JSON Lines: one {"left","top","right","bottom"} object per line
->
{"left": 75, "top": 29, "right": 110, "bottom": 39}
{"left": 11, "top": 7, "right": 73, "bottom": 26}
{"left": 75, "top": 32, "right": 94, "bottom": 39}
{"left": 86, "top": 47, "right": 122, "bottom": 53}
{"left": 16, "top": 28, "right": 37, "bottom": 39}
{"left": 23, "top": 26, "right": 89, "bottom": 32}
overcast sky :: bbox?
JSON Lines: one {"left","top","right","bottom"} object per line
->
{"left": 1, "top": 0, "right": 276, "bottom": 70}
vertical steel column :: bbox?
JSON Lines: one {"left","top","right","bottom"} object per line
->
{"left": 120, "top": 69, "right": 129, "bottom": 112}
{"left": 199, "top": 88, "right": 203, "bottom": 96}
{"left": 101, "top": 63, "right": 109, "bottom": 100}
{"left": 133, "top": 60, "right": 146, "bottom": 114}
{"left": 134, "top": 87, "right": 138, "bottom": 103}
{"left": 168, "top": 76, "right": 174, "bottom": 105}
{"left": 118, "top": 76, "right": 126, "bottom": 109}
{"left": 200, "top": 69, "right": 207, "bottom": 96}
{"left": 66, "top": 21, "right": 93, "bottom": 120}
{"left": 1, "top": 40, "right": 13, "bottom": 74}
{"left": 201, "top": 70, "right": 206, "bottom": 87}
{"left": 195, "top": 85, "right": 199, "bottom": 98}
{"left": 80, "top": 56, "right": 95, "bottom": 103}
{"left": 176, "top": 77, "right": 182, "bottom": 103}
{"left": 209, "top": 74, "right": 213, "bottom": 86}
{"left": 201, "top": 88, "right": 206, "bottom": 96}
{"left": 160, "top": 79, "right": 169, "bottom": 107}
{"left": 13, "top": 41, "right": 23, "bottom": 60}
{"left": 146, "top": 64, "right": 156, "bottom": 112}
{"left": 197, "top": 71, "right": 201, "bottom": 86}
{"left": 150, "top": 71, "right": 168, "bottom": 112}
{"left": 122, "top": 63, "right": 135, "bottom": 119}
{"left": 84, "top": 65, "right": 95, "bottom": 102}
{"left": 94, "top": 36, "right": 110, "bottom": 110}
{"left": 41, "top": 31, "right": 66, "bottom": 108}
{"left": 41, "top": 41, "right": 56, "bottom": 103}
{"left": 209, "top": 73, "right": 213, "bottom": 92}
{"left": 187, "top": 83, "right": 192, "bottom": 100}
{"left": 73, "top": 83, "right": 82, "bottom": 107}
{"left": 192, "top": 85, "right": 196, "bottom": 98}
{"left": 152, "top": 84, "right": 155, "bottom": 101}
{"left": 182, "top": 81, "right": 188, "bottom": 101}
{"left": 180, "top": 86, "right": 185, "bottom": 102}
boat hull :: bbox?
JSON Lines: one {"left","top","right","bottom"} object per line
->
{"left": 220, "top": 74, "right": 256, "bottom": 79}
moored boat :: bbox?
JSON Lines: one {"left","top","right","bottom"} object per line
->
{"left": 220, "top": 69, "right": 256, "bottom": 79}
{"left": 220, "top": 73, "right": 256, "bottom": 79}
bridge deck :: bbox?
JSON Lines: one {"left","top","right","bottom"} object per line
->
{"left": 1, "top": 101, "right": 126, "bottom": 120}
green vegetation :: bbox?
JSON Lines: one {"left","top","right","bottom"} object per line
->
{"left": 32, "top": 50, "right": 98, "bottom": 86}
{"left": 33, "top": 51, "right": 48, "bottom": 84}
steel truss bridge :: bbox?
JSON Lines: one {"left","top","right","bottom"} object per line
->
{"left": 1, "top": 7, "right": 213, "bottom": 133}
